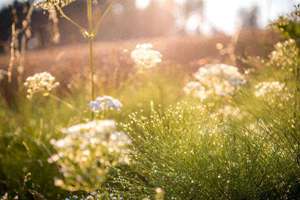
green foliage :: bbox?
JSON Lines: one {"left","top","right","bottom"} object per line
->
{"left": 273, "top": 4, "right": 300, "bottom": 43}
{"left": 102, "top": 39, "right": 300, "bottom": 199}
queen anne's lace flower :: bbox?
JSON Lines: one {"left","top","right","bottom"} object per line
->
{"left": 254, "top": 81, "right": 291, "bottom": 105}
{"left": 34, "top": 0, "right": 75, "bottom": 10}
{"left": 89, "top": 96, "right": 122, "bottom": 113}
{"left": 183, "top": 81, "right": 208, "bottom": 101}
{"left": 213, "top": 105, "right": 246, "bottom": 120}
{"left": 131, "top": 43, "right": 162, "bottom": 69}
{"left": 24, "top": 72, "right": 59, "bottom": 99}
{"left": 254, "top": 81, "right": 286, "bottom": 97}
{"left": 49, "top": 120, "right": 131, "bottom": 192}
{"left": 184, "top": 64, "right": 246, "bottom": 101}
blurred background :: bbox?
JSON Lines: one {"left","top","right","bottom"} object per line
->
{"left": 0, "top": 0, "right": 296, "bottom": 103}
{"left": 0, "top": 0, "right": 295, "bottom": 51}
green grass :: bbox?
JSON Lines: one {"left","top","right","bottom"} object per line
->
{"left": 0, "top": 39, "right": 300, "bottom": 200}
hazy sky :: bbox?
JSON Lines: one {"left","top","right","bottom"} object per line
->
{"left": 203, "top": 0, "right": 296, "bottom": 34}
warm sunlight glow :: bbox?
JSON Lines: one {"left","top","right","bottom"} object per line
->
{"left": 135, "top": 0, "right": 151, "bottom": 10}
{"left": 186, "top": 14, "right": 201, "bottom": 34}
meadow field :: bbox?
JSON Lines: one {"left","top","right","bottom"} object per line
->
{"left": 0, "top": 0, "right": 300, "bottom": 200}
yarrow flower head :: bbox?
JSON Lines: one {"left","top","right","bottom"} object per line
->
{"left": 254, "top": 81, "right": 291, "bottom": 105}
{"left": 254, "top": 81, "right": 285, "bottom": 97}
{"left": 183, "top": 81, "right": 208, "bottom": 101}
{"left": 89, "top": 96, "right": 122, "bottom": 113}
{"left": 34, "top": 0, "right": 75, "bottom": 10}
{"left": 131, "top": 43, "right": 162, "bottom": 69}
{"left": 213, "top": 105, "right": 246, "bottom": 121}
{"left": 184, "top": 64, "right": 246, "bottom": 101}
{"left": 49, "top": 120, "right": 131, "bottom": 192}
{"left": 24, "top": 72, "right": 59, "bottom": 99}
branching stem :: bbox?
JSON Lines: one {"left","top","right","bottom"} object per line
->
{"left": 56, "top": 6, "right": 86, "bottom": 33}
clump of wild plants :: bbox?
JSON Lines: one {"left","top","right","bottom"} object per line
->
{"left": 106, "top": 37, "right": 300, "bottom": 199}
{"left": 2, "top": 1, "right": 300, "bottom": 199}
{"left": 89, "top": 96, "right": 123, "bottom": 113}
{"left": 33, "top": 0, "right": 113, "bottom": 118}
{"left": 272, "top": 4, "right": 300, "bottom": 41}
{"left": 49, "top": 120, "right": 131, "bottom": 192}
{"left": 131, "top": 43, "right": 162, "bottom": 70}
{"left": 183, "top": 64, "right": 246, "bottom": 102}
{"left": 24, "top": 72, "right": 60, "bottom": 99}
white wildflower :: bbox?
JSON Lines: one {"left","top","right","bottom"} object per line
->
{"left": 213, "top": 105, "right": 245, "bottom": 120}
{"left": 184, "top": 64, "right": 246, "bottom": 101}
{"left": 49, "top": 120, "right": 131, "bottom": 192}
{"left": 24, "top": 72, "right": 59, "bottom": 99}
{"left": 254, "top": 81, "right": 291, "bottom": 104}
{"left": 255, "top": 81, "right": 285, "bottom": 97}
{"left": 34, "top": 0, "right": 75, "bottom": 10}
{"left": 269, "top": 39, "right": 298, "bottom": 70}
{"left": 131, "top": 43, "right": 162, "bottom": 69}
{"left": 183, "top": 81, "right": 208, "bottom": 101}
{"left": 89, "top": 96, "right": 122, "bottom": 113}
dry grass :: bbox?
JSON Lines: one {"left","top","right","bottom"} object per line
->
{"left": 0, "top": 30, "right": 279, "bottom": 93}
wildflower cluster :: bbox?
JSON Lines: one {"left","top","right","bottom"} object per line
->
{"left": 184, "top": 64, "right": 246, "bottom": 101}
{"left": 24, "top": 72, "right": 59, "bottom": 99}
{"left": 34, "top": 0, "right": 75, "bottom": 10}
{"left": 49, "top": 120, "right": 131, "bottom": 192}
{"left": 213, "top": 105, "right": 244, "bottom": 121}
{"left": 269, "top": 39, "right": 299, "bottom": 71}
{"left": 89, "top": 96, "right": 123, "bottom": 113}
{"left": 131, "top": 43, "right": 162, "bottom": 69}
{"left": 254, "top": 81, "right": 291, "bottom": 104}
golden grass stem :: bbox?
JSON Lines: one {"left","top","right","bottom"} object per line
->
{"left": 94, "top": 2, "right": 113, "bottom": 36}
{"left": 8, "top": 23, "right": 17, "bottom": 83}
{"left": 49, "top": 94, "right": 74, "bottom": 110}
{"left": 87, "top": 0, "right": 95, "bottom": 120}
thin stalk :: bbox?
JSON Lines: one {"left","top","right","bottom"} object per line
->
{"left": 8, "top": 23, "right": 17, "bottom": 82}
{"left": 56, "top": 6, "right": 86, "bottom": 34}
{"left": 87, "top": 0, "right": 95, "bottom": 119}
{"left": 94, "top": 1, "right": 113, "bottom": 36}
{"left": 49, "top": 94, "right": 74, "bottom": 110}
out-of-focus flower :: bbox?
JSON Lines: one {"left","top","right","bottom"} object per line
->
{"left": 49, "top": 120, "right": 131, "bottom": 192}
{"left": 131, "top": 43, "right": 162, "bottom": 69}
{"left": 89, "top": 100, "right": 101, "bottom": 113}
{"left": 254, "top": 81, "right": 291, "bottom": 105}
{"left": 34, "top": 0, "right": 75, "bottom": 10}
{"left": 89, "top": 96, "right": 122, "bottom": 113}
{"left": 213, "top": 105, "right": 246, "bottom": 120}
{"left": 254, "top": 81, "right": 285, "bottom": 98}
{"left": 184, "top": 64, "right": 246, "bottom": 101}
{"left": 183, "top": 81, "right": 208, "bottom": 101}
{"left": 24, "top": 72, "right": 59, "bottom": 99}
{"left": 269, "top": 39, "right": 299, "bottom": 71}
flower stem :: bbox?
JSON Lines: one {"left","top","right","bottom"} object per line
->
{"left": 87, "top": 0, "right": 95, "bottom": 120}
{"left": 49, "top": 94, "right": 74, "bottom": 110}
